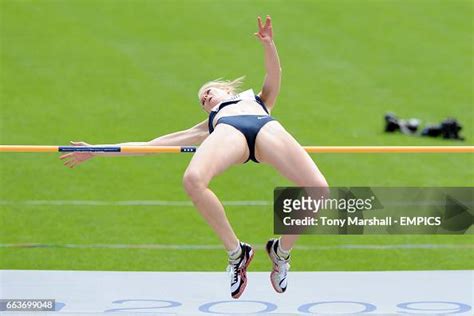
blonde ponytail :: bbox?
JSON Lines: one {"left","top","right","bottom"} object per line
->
{"left": 198, "top": 76, "right": 245, "bottom": 99}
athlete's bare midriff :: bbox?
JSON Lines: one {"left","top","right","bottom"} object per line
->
{"left": 212, "top": 100, "right": 269, "bottom": 128}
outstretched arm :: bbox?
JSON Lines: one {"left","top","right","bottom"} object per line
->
{"left": 147, "top": 119, "right": 208, "bottom": 146}
{"left": 255, "top": 16, "right": 281, "bottom": 111}
{"left": 60, "top": 119, "right": 209, "bottom": 168}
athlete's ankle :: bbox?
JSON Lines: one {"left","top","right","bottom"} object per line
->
{"left": 227, "top": 241, "right": 242, "bottom": 260}
{"left": 276, "top": 238, "right": 291, "bottom": 260}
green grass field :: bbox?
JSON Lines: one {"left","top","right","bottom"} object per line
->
{"left": 0, "top": 0, "right": 473, "bottom": 271}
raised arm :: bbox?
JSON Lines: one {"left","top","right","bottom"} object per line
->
{"left": 61, "top": 120, "right": 209, "bottom": 168}
{"left": 255, "top": 16, "right": 281, "bottom": 111}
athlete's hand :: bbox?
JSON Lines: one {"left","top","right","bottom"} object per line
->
{"left": 60, "top": 141, "right": 94, "bottom": 168}
{"left": 255, "top": 16, "right": 273, "bottom": 44}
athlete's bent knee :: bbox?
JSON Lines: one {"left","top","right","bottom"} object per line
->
{"left": 299, "top": 173, "right": 328, "bottom": 187}
{"left": 183, "top": 169, "right": 207, "bottom": 198}
{"left": 303, "top": 174, "right": 329, "bottom": 193}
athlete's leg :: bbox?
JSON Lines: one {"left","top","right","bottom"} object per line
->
{"left": 255, "top": 121, "right": 329, "bottom": 250}
{"left": 184, "top": 124, "right": 254, "bottom": 299}
{"left": 254, "top": 121, "right": 328, "bottom": 293}
{"left": 183, "top": 124, "right": 249, "bottom": 251}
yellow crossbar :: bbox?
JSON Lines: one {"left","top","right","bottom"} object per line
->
{"left": 0, "top": 145, "right": 473, "bottom": 153}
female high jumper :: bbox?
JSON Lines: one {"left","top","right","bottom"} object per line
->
{"left": 60, "top": 16, "right": 328, "bottom": 299}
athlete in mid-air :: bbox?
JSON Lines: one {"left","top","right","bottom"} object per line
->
{"left": 61, "top": 16, "right": 328, "bottom": 298}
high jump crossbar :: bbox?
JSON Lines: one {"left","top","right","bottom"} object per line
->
{"left": 0, "top": 145, "right": 473, "bottom": 154}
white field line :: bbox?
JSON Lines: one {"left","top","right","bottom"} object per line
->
{"left": 0, "top": 200, "right": 270, "bottom": 206}
{"left": 1, "top": 201, "right": 472, "bottom": 250}
{"left": 0, "top": 200, "right": 472, "bottom": 207}
{"left": 0, "top": 243, "right": 472, "bottom": 250}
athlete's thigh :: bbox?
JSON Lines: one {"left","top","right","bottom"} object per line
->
{"left": 186, "top": 124, "right": 249, "bottom": 181}
{"left": 255, "top": 121, "right": 328, "bottom": 186}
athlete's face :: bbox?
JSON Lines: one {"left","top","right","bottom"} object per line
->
{"left": 200, "top": 87, "right": 231, "bottom": 112}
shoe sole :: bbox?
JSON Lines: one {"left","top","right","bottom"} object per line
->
{"left": 231, "top": 248, "right": 254, "bottom": 299}
{"left": 265, "top": 240, "right": 285, "bottom": 293}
